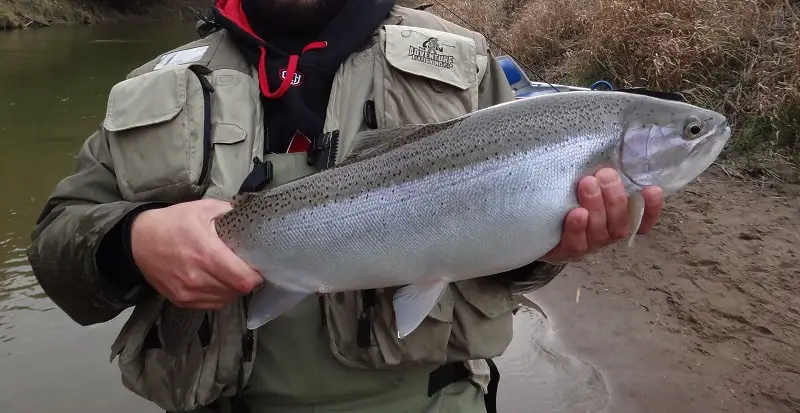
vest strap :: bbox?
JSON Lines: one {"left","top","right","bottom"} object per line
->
{"left": 427, "top": 362, "right": 470, "bottom": 397}
{"left": 484, "top": 359, "right": 500, "bottom": 413}
{"left": 427, "top": 359, "right": 501, "bottom": 412}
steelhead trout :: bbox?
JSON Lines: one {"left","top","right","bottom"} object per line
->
{"left": 215, "top": 91, "right": 732, "bottom": 337}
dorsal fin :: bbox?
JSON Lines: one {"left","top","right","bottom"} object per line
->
{"left": 338, "top": 118, "right": 465, "bottom": 166}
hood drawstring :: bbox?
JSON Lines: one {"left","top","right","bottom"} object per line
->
{"left": 257, "top": 41, "right": 328, "bottom": 99}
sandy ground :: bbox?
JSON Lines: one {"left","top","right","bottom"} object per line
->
{"left": 525, "top": 166, "right": 799, "bottom": 413}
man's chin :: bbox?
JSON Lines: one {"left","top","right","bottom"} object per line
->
{"left": 244, "top": 0, "right": 348, "bottom": 36}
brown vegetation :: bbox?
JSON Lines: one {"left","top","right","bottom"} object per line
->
{"left": 425, "top": 0, "right": 799, "bottom": 180}
{"left": 0, "top": 0, "right": 205, "bottom": 30}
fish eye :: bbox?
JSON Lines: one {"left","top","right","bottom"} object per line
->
{"left": 684, "top": 117, "right": 704, "bottom": 139}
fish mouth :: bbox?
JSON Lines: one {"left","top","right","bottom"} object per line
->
{"left": 721, "top": 122, "right": 732, "bottom": 141}
{"left": 696, "top": 119, "right": 732, "bottom": 155}
{"left": 713, "top": 120, "right": 732, "bottom": 142}
{"left": 664, "top": 119, "right": 732, "bottom": 193}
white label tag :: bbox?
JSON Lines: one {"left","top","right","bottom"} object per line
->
{"left": 153, "top": 46, "right": 209, "bottom": 71}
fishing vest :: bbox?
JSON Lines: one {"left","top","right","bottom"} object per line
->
{"left": 107, "top": 6, "right": 520, "bottom": 412}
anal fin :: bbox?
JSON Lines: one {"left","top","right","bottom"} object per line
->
{"left": 627, "top": 191, "right": 646, "bottom": 247}
{"left": 246, "top": 282, "right": 312, "bottom": 330}
{"left": 392, "top": 279, "right": 449, "bottom": 339}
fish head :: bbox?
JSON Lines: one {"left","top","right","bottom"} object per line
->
{"left": 618, "top": 95, "right": 732, "bottom": 194}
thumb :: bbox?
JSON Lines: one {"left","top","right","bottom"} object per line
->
{"left": 195, "top": 198, "right": 234, "bottom": 219}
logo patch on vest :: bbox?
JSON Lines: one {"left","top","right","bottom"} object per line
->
{"left": 408, "top": 37, "right": 456, "bottom": 69}
{"left": 279, "top": 68, "right": 304, "bottom": 87}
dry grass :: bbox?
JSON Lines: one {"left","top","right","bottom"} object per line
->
{"left": 422, "top": 0, "right": 799, "bottom": 180}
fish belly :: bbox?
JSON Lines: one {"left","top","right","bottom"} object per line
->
{"left": 234, "top": 149, "right": 582, "bottom": 295}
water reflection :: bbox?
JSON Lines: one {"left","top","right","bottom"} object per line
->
{"left": 0, "top": 231, "right": 50, "bottom": 346}
{"left": 1, "top": 248, "right": 45, "bottom": 309}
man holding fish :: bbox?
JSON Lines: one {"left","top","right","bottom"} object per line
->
{"left": 23, "top": 0, "right": 729, "bottom": 412}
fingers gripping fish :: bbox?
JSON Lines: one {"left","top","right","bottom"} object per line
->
{"left": 215, "top": 91, "right": 732, "bottom": 339}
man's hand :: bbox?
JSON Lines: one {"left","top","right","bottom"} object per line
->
{"left": 131, "top": 199, "right": 263, "bottom": 309}
{"left": 541, "top": 168, "right": 664, "bottom": 264}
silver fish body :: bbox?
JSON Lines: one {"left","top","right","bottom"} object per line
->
{"left": 216, "top": 91, "right": 732, "bottom": 337}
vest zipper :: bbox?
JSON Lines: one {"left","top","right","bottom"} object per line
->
{"left": 329, "top": 130, "right": 339, "bottom": 167}
{"left": 191, "top": 67, "right": 215, "bottom": 187}
{"left": 306, "top": 130, "right": 340, "bottom": 170}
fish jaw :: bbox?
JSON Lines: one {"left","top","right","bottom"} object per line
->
{"left": 662, "top": 120, "right": 731, "bottom": 194}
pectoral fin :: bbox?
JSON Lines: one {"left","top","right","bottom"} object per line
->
{"left": 393, "top": 279, "right": 450, "bottom": 339}
{"left": 627, "top": 191, "right": 646, "bottom": 247}
{"left": 246, "top": 282, "right": 312, "bottom": 330}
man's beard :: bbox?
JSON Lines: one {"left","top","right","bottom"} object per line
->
{"left": 247, "top": 0, "right": 348, "bottom": 37}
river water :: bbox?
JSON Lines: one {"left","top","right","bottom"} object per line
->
{"left": 0, "top": 21, "right": 610, "bottom": 413}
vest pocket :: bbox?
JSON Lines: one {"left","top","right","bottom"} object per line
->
{"left": 324, "top": 286, "right": 455, "bottom": 369}
{"left": 448, "top": 278, "right": 518, "bottom": 361}
{"left": 374, "top": 25, "right": 480, "bottom": 129}
{"left": 323, "top": 277, "right": 518, "bottom": 369}
{"left": 103, "top": 64, "right": 251, "bottom": 204}
{"left": 109, "top": 292, "right": 255, "bottom": 413}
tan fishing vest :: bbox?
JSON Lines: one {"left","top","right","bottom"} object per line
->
{"left": 106, "top": 6, "right": 520, "bottom": 412}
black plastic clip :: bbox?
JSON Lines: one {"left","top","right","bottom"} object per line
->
{"left": 237, "top": 156, "right": 273, "bottom": 194}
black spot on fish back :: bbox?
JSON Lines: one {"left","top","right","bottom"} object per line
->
{"left": 220, "top": 92, "right": 629, "bottom": 223}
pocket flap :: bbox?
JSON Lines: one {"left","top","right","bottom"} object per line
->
{"left": 454, "top": 279, "right": 517, "bottom": 319}
{"left": 383, "top": 25, "right": 477, "bottom": 90}
{"left": 103, "top": 65, "right": 189, "bottom": 132}
{"left": 426, "top": 286, "right": 455, "bottom": 322}
{"left": 212, "top": 123, "right": 247, "bottom": 145}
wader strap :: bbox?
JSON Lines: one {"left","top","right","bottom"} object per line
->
{"left": 484, "top": 359, "right": 500, "bottom": 413}
{"left": 427, "top": 360, "right": 501, "bottom": 412}
{"left": 230, "top": 294, "right": 255, "bottom": 413}
{"left": 427, "top": 362, "right": 471, "bottom": 397}
{"left": 204, "top": 394, "right": 249, "bottom": 413}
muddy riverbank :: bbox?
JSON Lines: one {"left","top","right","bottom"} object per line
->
{"left": 527, "top": 167, "right": 800, "bottom": 413}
